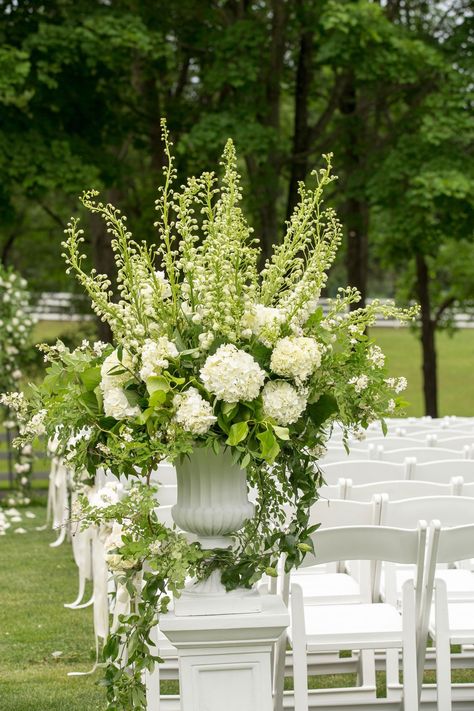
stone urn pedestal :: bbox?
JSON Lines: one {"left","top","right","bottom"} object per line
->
{"left": 158, "top": 447, "right": 289, "bottom": 711}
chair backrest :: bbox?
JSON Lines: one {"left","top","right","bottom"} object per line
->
{"left": 309, "top": 496, "right": 383, "bottom": 528}
{"left": 434, "top": 436, "right": 474, "bottom": 451}
{"left": 318, "top": 481, "right": 346, "bottom": 500}
{"left": 154, "top": 485, "right": 177, "bottom": 506}
{"left": 150, "top": 464, "right": 176, "bottom": 486}
{"left": 412, "top": 459, "right": 474, "bottom": 483}
{"left": 381, "top": 447, "right": 464, "bottom": 463}
{"left": 432, "top": 523, "right": 474, "bottom": 565}
{"left": 322, "top": 459, "right": 409, "bottom": 485}
{"left": 381, "top": 495, "right": 474, "bottom": 529}
{"left": 319, "top": 445, "right": 369, "bottom": 464}
{"left": 304, "top": 525, "right": 426, "bottom": 582}
{"left": 344, "top": 478, "right": 456, "bottom": 502}
{"left": 355, "top": 436, "right": 429, "bottom": 451}
{"left": 459, "top": 481, "right": 474, "bottom": 497}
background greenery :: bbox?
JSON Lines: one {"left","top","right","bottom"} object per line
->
{"left": 0, "top": 1, "right": 473, "bottom": 413}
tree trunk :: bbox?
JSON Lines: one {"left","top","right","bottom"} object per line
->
{"left": 286, "top": 19, "right": 313, "bottom": 221}
{"left": 338, "top": 71, "right": 370, "bottom": 309}
{"left": 416, "top": 253, "right": 438, "bottom": 417}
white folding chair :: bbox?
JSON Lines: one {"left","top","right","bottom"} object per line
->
{"left": 382, "top": 447, "right": 465, "bottom": 464}
{"left": 355, "top": 436, "right": 431, "bottom": 451}
{"left": 412, "top": 459, "right": 474, "bottom": 484}
{"left": 434, "top": 436, "right": 474, "bottom": 453}
{"left": 322, "top": 459, "right": 411, "bottom": 485}
{"left": 424, "top": 523, "right": 474, "bottom": 711}
{"left": 289, "top": 524, "right": 427, "bottom": 710}
{"left": 318, "top": 445, "right": 368, "bottom": 464}
{"left": 344, "top": 478, "right": 459, "bottom": 502}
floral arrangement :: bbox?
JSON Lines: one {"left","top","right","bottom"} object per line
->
{"left": 4, "top": 122, "right": 416, "bottom": 709}
{"left": 0, "top": 266, "right": 35, "bottom": 504}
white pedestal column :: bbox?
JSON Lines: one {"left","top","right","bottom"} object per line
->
{"left": 160, "top": 594, "right": 289, "bottom": 711}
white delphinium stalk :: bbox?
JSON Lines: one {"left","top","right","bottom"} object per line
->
{"left": 140, "top": 338, "right": 179, "bottom": 382}
{"left": 241, "top": 304, "right": 284, "bottom": 346}
{"left": 270, "top": 336, "right": 322, "bottom": 384}
{"left": 200, "top": 344, "right": 266, "bottom": 403}
{"left": 261, "top": 380, "right": 307, "bottom": 426}
{"left": 173, "top": 387, "right": 216, "bottom": 435}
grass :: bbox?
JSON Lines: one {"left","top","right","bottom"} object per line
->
{"left": 0, "top": 506, "right": 106, "bottom": 711}
{"left": 372, "top": 327, "right": 474, "bottom": 417}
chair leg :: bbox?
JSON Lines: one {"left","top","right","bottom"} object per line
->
{"left": 273, "top": 631, "right": 287, "bottom": 711}
{"left": 386, "top": 649, "right": 400, "bottom": 700}
{"left": 433, "top": 580, "right": 452, "bottom": 711}
{"left": 357, "top": 649, "right": 376, "bottom": 692}
{"left": 290, "top": 585, "right": 309, "bottom": 711}
{"left": 401, "top": 579, "right": 418, "bottom": 711}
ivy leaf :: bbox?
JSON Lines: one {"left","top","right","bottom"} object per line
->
{"left": 226, "top": 421, "right": 249, "bottom": 446}
{"left": 307, "top": 393, "right": 338, "bottom": 427}
{"left": 257, "top": 428, "right": 280, "bottom": 461}
{"left": 149, "top": 389, "right": 167, "bottom": 408}
{"left": 80, "top": 366, "right": 101, "bottom": 391}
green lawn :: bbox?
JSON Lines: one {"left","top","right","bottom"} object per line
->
{"left": 0, "top": 507, "right": 106, "bottom": 711}
{"left": 372, "top": 327, "right": 474, "bottom": 417}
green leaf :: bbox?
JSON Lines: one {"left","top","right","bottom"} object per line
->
{"left": 80, "top": 366, "right": 101, "bottom": 391}
{"left": 273, "top": 425, "right": 290, "bottom": 440}
{"left": 79, "top": 390, "right": 99, "bottom": 414}
{"left": 226, "top": 421, "right": 249, "bottom": 446}
{"left": 222, "top": 402, "right": 238, "bottom": 418}
{"left": 307, "top": 393, "right": 338, "bottom": 428}
{"left": 149, "top": 389, "right": 167, "bottom": 407}
{"left": 146, "top": 376, "right": 170, "bottom": 395}
{"left": 257, "top": 428, "right": 280, "bottom": 461}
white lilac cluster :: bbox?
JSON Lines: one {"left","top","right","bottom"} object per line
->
{"left": 348, "top": 375, "right": 369, "bottom": 393}
{"left": 173, "top": 387, "right": 216, "bottom": 435}
{"left": 241, "top": 304, "right": 284, "bottom": 347}
{"left": 140, "top": 337, "right": 179, "bottom": 382}
{"left": 200, "top": 344, "right": 266, "bottom": 403}
{"left": 270, "top": 336, "right": 322, "bottom": 385}
{"left": 261, "top": 381, "right": 307, "bottom": 426}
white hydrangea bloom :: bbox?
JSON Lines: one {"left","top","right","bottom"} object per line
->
{"left": 261, "top": 380, "right": 307, "bottom": 425}
{"left": 139, "top": 337, "right": 179, "bottom": 382}
{"left": 367, "top": 345, "right": 385, "bottom": 368}
{"left": 241, "top": 304, "right": 284, "bottom": 346}
{"left": 101, "top": 348, "right": 135, "bottom": 388}
{"left": 174, "top": 387, "right": 216, "bottom": 435}
{"left": 200, "top": 344, "right": 266, "bottom": 403}
{"left": 348, "top": 375, "right": 369, "bottom": 393}
{"left": 103, "top": 387, "right": 140, "bottom": 420}
{"left": 270, "top": 336, "right": 322, "bottom": 384}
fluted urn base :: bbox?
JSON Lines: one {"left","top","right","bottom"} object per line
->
{"left": 172, "top": 446, "right": 262, "bottom": 616}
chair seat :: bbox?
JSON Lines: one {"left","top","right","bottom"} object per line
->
{"left": 289, "top": 602, "right": 403, "bottom": 650}
{"left": 291, "top": 570, "right": 361, "bottom": 603}
{"left": 430, "top": 602, "right": 474, "bottom": 643}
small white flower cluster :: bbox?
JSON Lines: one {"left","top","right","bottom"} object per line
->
{"left": 200, "top": 344, "right": 266, "bottom": 403}
{"left": 0, "top": 267, "right": 34, "bottom": 396}
{"left": 103, "top": 521, "right": 137, "bottom": 571}
{"left": 241, "top": 304, "right": 284, "bottom": 346}
{"left": 367, "top": 345, "right": 385, "bottom": 368}
{"left": 348, "top": 375, "right": 369, "bottom": 393}
{"left": 385, "top": 377, "right": 408, "bottom": 394}
{"left": 270, "top": 336, "right": 322, "bottom": 384}
{"left": 88, "top": 481, "right": 125, "bottom": 509}
{"left": 22, "top": 409, "right": 47, "bottom": 437}
{"left": 140, "top": 337, "right": 179, "bottom": 382}
{"left": 100, "top": 349, "right": 140, "bottom": 420}
{"left": 261, "top": 381, "right": 307, "bottom": 426}
{"left": 173, "top": 387, "right": 216, "bottom": 434}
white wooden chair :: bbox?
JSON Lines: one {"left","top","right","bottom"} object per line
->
{"left": 288, "top": 524, "right": 427, "bottom": 710}
{"left": 433, "top": 436, "right": 474, "bottom": 453}
{"left": 382, "top": 447, "right": 465, "bottom": 464}
{"left": 318, "top": 445, "right": 368, "bottom": 464}
{"left": 424, "top": 523, "right": 474, "bottom": 711}
{"left": 344, "top": 478, "right": 459, "bottom": 502}
{"left": 411, "top": 459, "right": 474, "bottom": 483}
{"left": 321, "top": 459, "right": 410, "bottom": 485}
{"left": 355, "top": 436, "right": 431, "bottom": 451}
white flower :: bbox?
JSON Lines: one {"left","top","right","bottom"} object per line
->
{"left": 198, "top": 331, "right": 214, "bottom": 351}
{"left": 261, "top": 380, "right": 307, "bottom": 426}
{"left": 270, "top": 336, "right": 322, "bottom": 384}
{"left": 12, "top": 369, "right": 22, "bottom": 380}
{"left": 387, "top": 398, "right": 396, "bottom": 412}
{"left": 104, "top": 521, "right": 125, "bottom": 552}
{"left": 200, "top": 344, "right": 266, "bottom": 403}
{"left": 154, "top": 270, "right": 172, "bottom": 299}
{"left": 101, "top": 349, "right": 135, "bottom": 389}
{"left": 105, "top": 552, "right": 137, "bottom": 571}
{"left": 241, "top": 304, "right": 284, "bottom": 346}
{"left": 385, "top": 376, "right": 408, "bottom": 393}
{"left": 140, "top": 338, "right": 179, "bottom": 382}
{"left": 173, "top": 387, "right": 216, "bottom": 435}
{"left": 88, "top": 481, "right": 124, "bottom": 509}
{"left": 348, "top": 375, "right": 369, "bottom": 393}
{"left": 24, "top": 410, "right": 47, "bottom": 436}
{"left": 103, "top": 387, "right": 140, "bottom": 420}
{"left": 367, "top": 345, "right": 385, "bottom": 368}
